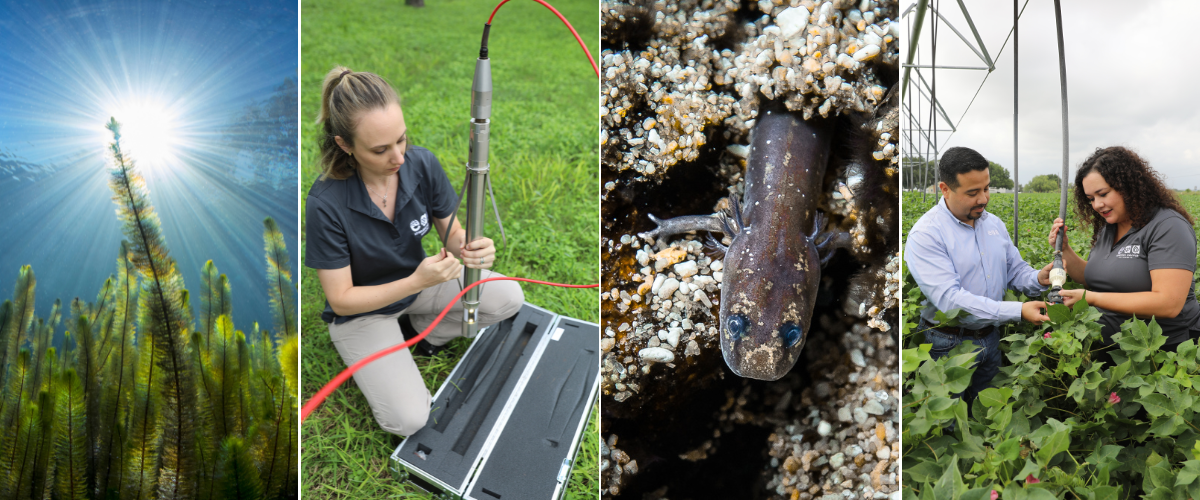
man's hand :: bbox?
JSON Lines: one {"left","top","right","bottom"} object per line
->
{"left": 1022, "top": 300, "right": 1050, "bottom": 325}
{"left": 1038, "top": 263, "right": 1053, "bottom": 286}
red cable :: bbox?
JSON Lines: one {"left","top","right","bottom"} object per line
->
{"left": 300, "top": 276, "right": 598, "bottom": 422}
{"left": 487, "top": 0, "right": 599, "bottom": 77}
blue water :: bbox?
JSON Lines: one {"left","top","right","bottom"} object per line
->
{"left": 0, "top": 0, "right": 298, "bottom": 336}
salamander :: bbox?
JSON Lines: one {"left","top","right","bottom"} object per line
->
{"left": 639, "top": 101, "right": 851, "bottom": 381}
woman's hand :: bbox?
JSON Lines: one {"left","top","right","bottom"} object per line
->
{"left": 413, "top": 249, "right": 462, "bottom": 289}
{"left": 1058, "top": 289, "right": 1088, "bottom": 308}
{"left": 461, "top": 237, "right": 496, "bottom": 269}
{"left": 1047, "top": 218, "right": 1070, "bottom": 251}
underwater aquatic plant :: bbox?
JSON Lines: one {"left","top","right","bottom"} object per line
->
{"left": 0, "top": 118, "right": 298, "bottom": 498}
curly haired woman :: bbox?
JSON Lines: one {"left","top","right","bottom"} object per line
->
{"left": 1046, "top": 146, "right": 1200, "bottom": 353}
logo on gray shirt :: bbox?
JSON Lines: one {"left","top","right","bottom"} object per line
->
{"left": 410, "top": 213, "right": 429, "bottom": 236}
{"left": 1116, "top": 245, "right": 1141, "bottom": 258}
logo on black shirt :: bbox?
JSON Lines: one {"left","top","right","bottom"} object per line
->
{"left": 1116, "top": 245, "right": 1141, "bottom": 258}
{"left": 410, "top": 213, "right": 429, "bottom": 236}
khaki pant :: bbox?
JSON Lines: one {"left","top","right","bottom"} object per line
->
{"left": 327, "top": 270, "right": 524, "bottom": 436}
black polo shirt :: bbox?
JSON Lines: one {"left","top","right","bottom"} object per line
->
{"left": 1085, "top": 207, "right": 1200, "bottom": 344}
{"left": 305, "top": 146, "right": 459, "bottom": 324}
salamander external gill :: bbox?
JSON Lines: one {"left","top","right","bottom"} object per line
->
{"left": 639, "top": 101, "right": 851, "bottom": 380}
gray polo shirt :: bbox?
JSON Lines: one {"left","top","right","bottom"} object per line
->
{"left": 305, "top": 146, "right": 458, "bottom": 324}
{"left": 1084, "top": 207, "right": 1200, "bottom": 344}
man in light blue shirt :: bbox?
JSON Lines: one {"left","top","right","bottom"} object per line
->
{"left": 906, "top": 146, "right": 1051, "bottom": 407}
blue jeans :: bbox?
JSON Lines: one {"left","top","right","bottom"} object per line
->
{"left": 920, "top": 320, "right": 1001, "bottom": 410}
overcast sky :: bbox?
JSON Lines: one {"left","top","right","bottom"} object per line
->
{"left": 902, "top": 0, "right": 1200, "bottom": 190}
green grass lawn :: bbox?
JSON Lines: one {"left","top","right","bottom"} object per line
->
{"left": 300, "top": 0, "right": 599, "bottom": 497}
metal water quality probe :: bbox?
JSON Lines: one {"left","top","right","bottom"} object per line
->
{"left": 459, "top": 23, "right": 507, "bottom": 338}
{"left": 1046, "top": 0, "right": 1069, "bottom": 306}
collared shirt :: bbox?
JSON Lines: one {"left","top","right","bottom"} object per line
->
{"left": 1085, "top": 207, "right": 1200, "bottom": 343}
{"left": 305, "top": 146, "right": 458, "bottom": 324}
{"left": 905, "top": 197, "right": 1046, "bottom": 329}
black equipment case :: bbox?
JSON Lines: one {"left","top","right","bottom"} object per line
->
{"left": 390, "top": 303, "right": 599, "bottom": 499}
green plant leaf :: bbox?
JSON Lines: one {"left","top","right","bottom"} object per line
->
{"left": 1035, "top": 426, "right": 1070, "bottom": 465}
{"left": 1046, "top": 303, "right": 1072, "bottom": 324}
{"left": 978, "top": 388, "right": 1013, "bottom": 408}
{"left": 935, "top": 308, "right": 964, "bottom": 327}
{"left": 1175, "top": 460, "right": 1200, "bottom": 486}
{"left": 996, "top": 437, "right": 1021, "bottom": 461}
{"left": 932, "top": 458, "right": 964, "bottom": 500}
{"left": 905, "top": 460, "right": 945, "bottom": 484}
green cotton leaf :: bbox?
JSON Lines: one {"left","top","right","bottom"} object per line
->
{"left": 1147, "top": 451, "right": 1165, "bottom": 469}
{"left": 1072, "top": 293, "right": 1091, "bottom": 315}
{"left": 932, "top": 457, "right": 964, "bottom": 500}
{"left": 905, "top": 460, "right": 945, "bottom": 484}
{"left": 1047, "top": 303, "right": 1073, "bottom": 324}
{"left": 926, "top": 397, "right": 956, "bottom": 412}
{"left": 1024, "top": 488, "right": 1058, "bottom": 500}
{"left": 1193, "top": 441, "right": 1200, "bottom": 461}
{"left": 960, "top": 488, "right": 997, "bottom": 500}
{"left": 1145, "top": 486, "right": 1174, "bottom": 500}
{"left": 996, "top": 437, "right": 1021, "bottom": 461}
{"left": 1109, "top": 360, "right": 1132, "bottom": 388}
{"left": 1023, "top": 398, "right": 1047, "bottom": 417}
{"left": 1177, "top": 340, "right": 1198, "bottom": 365}
{"left": 978, "top": 388, "right": 1013, "bottom": 408}
{"left": 1175, "top": 366, "right": 1192, "bottom": 389}
{"left": 1035, "top": 427, "right": 1071, "bottom": 465}
{"left": 1014, "top": 457, "right": 1040, "bottom": 484}
{"left": 1059, "top": 355, "right": 1082, "bottom": 377}
{"left": 903, "top": 345, "right": 933, "bottom": 373}
{"left": 1139, "top": 394, "right": 1173, "bottom": 417}
{"left": 944, "top": 367, "right": 975, "bottom": 394}
{"left": 1148, "top": 414, "right": 1184, "bottom": 436}
{"left": 1013, "top": 361, "right": 1041, "bottom": 379}
{"left": 1148, "top": 461, "right": 1175, "bottom": 489}
{"left": 989, "top": 403, "right": 1013, "bottom": 434}
{"left": 1090, "top": 486, "right": 1120, "bottom": 500}
{"left": 1175, "top": 460, "right": 1200, "bottom": 486}
{"left": 1067, "top": 378, "right": 1085, "bottom": 402}
{"left": 935, "top": 308, "right": 964, "bottom": 326}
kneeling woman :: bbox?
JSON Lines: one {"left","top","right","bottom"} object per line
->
{"left": 305, "top": 67, "right": 524, "bottom": 436}
{"left": 1047, "top": 146, "right": 1200, "bottom": 354}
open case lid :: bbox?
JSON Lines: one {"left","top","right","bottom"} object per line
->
{"left": 390, "top": 304, "right": 599, "bottom": 499}
{"left": 464, "top": 316, "right": 599, "bottom": 500}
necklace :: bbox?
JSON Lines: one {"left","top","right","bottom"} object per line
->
{"left": 365, "top": 174, "right": 393, "bottom": 207}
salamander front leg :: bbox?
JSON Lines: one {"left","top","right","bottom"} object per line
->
{"left": 639, "top": 213, "right": 727, "bottom": 244}
{"left": 809, "top": 212, "right": 852, "bottom": 266}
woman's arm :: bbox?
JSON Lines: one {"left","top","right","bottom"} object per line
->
{"left": 1060, "top": 268, "right": 1194, "bottom": 318}
{"left": 318, "top": 252, "right": 462, "bottom": 317}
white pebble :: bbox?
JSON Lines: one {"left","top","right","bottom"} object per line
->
{"left": 710, "top": 260, "right": 723, "bottom": 272}
{"left": 850, "top": 349, "right": 866, "bottom": 367}
{"left": 674, "top": 261, "right": 699, "bottom": 278}
{"left": 658, "top": 278, "right": 680, "bottom": 299}
{"left": 639, "top": 347, "right": 675, "bottom": 363}
{"left": 651, "top": 274, "right": 666, "bottom": 295}
{"left": 853, "top": 44, "right": 880, "bottom": 61}
{"left": 666, "top": 327, "right": 682, "bottom": 348}
{"left": 776, "top": 7, "right": 810, "bottom": 39}
{"left": 817, "top": 420, "right": 832, "bottom": 436}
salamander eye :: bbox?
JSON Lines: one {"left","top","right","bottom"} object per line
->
{"left": 781, "top": 323, "right": 803, "bottom": 348}
{"left": 726, "top": 314, "right": 747, "bottom": 339}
